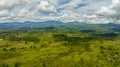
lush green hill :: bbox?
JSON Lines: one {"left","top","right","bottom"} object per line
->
{"left": 0, "top": 22, "right": 120, "bottom": 67}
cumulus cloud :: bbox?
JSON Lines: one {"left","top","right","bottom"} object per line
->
{"left": 36, "top": 1, "right": 57, "bottom": 14}
{"left": 0, "top": 0, "right": 20, "bottom": 10}
{"left": 18, "top": 8, "right": 35, "bottom": 17}
{"left": 97, "top": 6, "right": 114, "bottom": 14}
{"left": 0, "top": 0, "right": 119, "bottom": 24}
{"left": 96, "top": 0, "right": 120, "bottom": 23}
{"left": 0, "top": 10, "right": 9, "bottom": 17}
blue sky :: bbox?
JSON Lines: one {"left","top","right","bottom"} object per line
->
{"left": 0, "top": 0, "right": 120, "bottom": 23}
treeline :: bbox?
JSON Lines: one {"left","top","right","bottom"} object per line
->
{"left": 53, "top": 33, "right": 118, "bottom": 46}
{"left": 53, "top": 34, "right": 93, "bottom": 46}
{"left": 8, "top": 35, "right": 40, "bottom": 44}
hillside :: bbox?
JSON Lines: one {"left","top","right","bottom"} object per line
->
{"left": 0, "top": 22, "right": 120, "bottom": 67}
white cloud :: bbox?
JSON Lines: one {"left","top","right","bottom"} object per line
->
{"left": 112, "top": 0, "right": 120, "bottom": 4}
{"left": 0, "top": 0, "right": 119, "bottom": 24}
{"left": 18, "top": 8, "right": 35, "bottom": 17}
{"left": 97, "top": 6, "right": 115, "bottom": 15}
{"left": 36, "top": 1, "right": 57, "bottom": 14}
{"left": 96, "top": 0, "right": 120, "bottom": 23}
{"left": 18, "top": 9, "right": 29, "bottom": 17}
{"left": 0, "top": 0, "right": 20, "bottom": 10}
{"left": 83, "top": 14, "right": 97, "bottom": 19}
{"left": 0, "top": 10, "right": 9, "bottom": 17}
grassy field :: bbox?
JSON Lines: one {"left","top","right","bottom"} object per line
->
{"left": 0, "top": 31, "right": 120, "bottom": 67}
{"left": 0, "top": 22, "right": 120, "bottom": 67}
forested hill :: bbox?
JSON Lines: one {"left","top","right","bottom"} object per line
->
{"left": 0, "top": 21, "right": 86, "bottom": 29}
{"left": 0, "top": 21, "right": 120, "bottom": 33}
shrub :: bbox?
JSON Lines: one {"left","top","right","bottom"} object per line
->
{"left": 3, "top": 48, "right": 7, "bottom": 52}
{"left": 9, "top": 47, "right": 16, "bottom": 51}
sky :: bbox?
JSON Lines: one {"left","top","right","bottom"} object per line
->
{"left": 0, "top": 0, "right": 120, "bottom": 24}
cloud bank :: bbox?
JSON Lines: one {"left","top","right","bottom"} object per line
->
{"left": 0, "top": 0, "right": 119, "bottom": 24}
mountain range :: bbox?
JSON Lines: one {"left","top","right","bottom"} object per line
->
{"left": 0, "top": 21, "right": 120, "bottom": 33}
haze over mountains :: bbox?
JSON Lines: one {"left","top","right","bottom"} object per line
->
{"left": 0, "top": 21, "right": 120, "bottom": 34}
{"left": 0, "top": 21, "right": 117, "bottom": 29}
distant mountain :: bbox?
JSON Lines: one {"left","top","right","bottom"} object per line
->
{"left": 99, "top": 23, "right": 120, "bottom": 28}
{"left": 0, "top": 21, "right": 87, "bottom": 29}
{"left": 0, "top": 21, "right": 120, "bottom": 33}
{"left": 99, "top": 23, "right": 120, "bottom": 32}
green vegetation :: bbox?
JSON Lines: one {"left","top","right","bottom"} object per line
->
{"left": 0, "top": 22, "right": 120, "bottom": 67}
